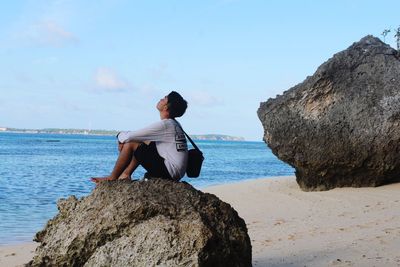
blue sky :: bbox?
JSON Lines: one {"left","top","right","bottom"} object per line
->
{"left": 1, "top": 0, "right": 399, "bottom": 141}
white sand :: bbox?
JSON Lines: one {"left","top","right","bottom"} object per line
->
{"left": 205, "top": 176, "right": 400, "bottom": 267}
{"left": 0, "top": 243, "right": 37, "bottom": 267}
{"left": 2, "top": 176, "right": 400, "bottom": 267}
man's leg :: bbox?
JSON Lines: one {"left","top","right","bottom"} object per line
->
{"left": 118, "top": 156, "right": 139, "bottom": 180}
{"left": 91, "top": 142, "right": 140, "bottom": 183}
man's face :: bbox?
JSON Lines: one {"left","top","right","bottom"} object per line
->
{"left": 157, "top": 96, "right": 168, "bottom": 111}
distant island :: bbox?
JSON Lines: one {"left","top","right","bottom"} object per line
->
{"left": 189, "top": 134, "right": 245, "bottom": 141}
{"left": 0, "top": 127, "right": 245, "bottom": 141}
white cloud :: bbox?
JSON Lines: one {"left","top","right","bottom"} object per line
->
{"left": 40, "top": 20, "right": 78, "bottom": 46}
{"left": 94, "top": 67, "right": 129, "bottom": 92}
{"left": 17, "top": 20, "right": 79, "bottom": 47}
{"left": 187, "top": 91, "right": 222, "bottom": 107}
{"left": 2, "top": 0, "right": 79, "bottom": 48}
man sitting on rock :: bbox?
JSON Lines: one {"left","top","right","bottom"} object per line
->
{"left": 91, "top": 91, "right": 188, "bottom": 183}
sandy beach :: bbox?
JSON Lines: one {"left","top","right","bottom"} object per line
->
{"left": 2, "top": 176, "right": 400, "bottom": 267}
{"left": 0, "top": 243, "right": 37, "bottom": 267}
{"left": 205, "top": 176, "right": 400, "bottom": 267}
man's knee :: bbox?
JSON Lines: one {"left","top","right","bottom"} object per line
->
{"left": 124, "top": 141, "right": 141, "bottom": 151}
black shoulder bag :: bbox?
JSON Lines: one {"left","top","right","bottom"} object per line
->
{"left": 174, "top": 119, "right": 204, "bottom": 178}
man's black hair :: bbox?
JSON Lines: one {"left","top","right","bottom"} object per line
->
{"left": 167, "top": 91, "right": 187, "bottom": 118}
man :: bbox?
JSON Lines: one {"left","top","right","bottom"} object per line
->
{"left": 91, "top": 91, "right": 188, "bottom": 183}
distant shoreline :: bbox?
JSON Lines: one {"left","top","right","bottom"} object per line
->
{"left": 0, "top": 129, "right": 246, "bottom": 141}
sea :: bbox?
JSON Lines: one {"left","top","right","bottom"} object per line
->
{"left": 0, "top": 132, "right": 294, "bottom": 245}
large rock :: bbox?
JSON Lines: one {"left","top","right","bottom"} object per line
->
{"left": 258, "top": 35, "right": 400, "bottom": 191}
{"left": 28, "top": 179, "right": 251, "bottom": 266}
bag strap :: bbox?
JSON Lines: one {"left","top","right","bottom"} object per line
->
{"left": 173, "top": 119, "right": 201, "bottom": 152}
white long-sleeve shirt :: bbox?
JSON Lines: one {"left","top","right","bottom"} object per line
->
{"left": 117, "top": 119, "right": 188, "bottom": 179}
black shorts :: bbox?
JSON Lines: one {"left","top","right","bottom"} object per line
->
{"left": 134, "top": 142, "right": 172, "bottom": 179}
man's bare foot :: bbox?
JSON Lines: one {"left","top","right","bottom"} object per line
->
{"left": 90, "top": 176, "right": 116, "bottom": 184}
{"left": 118, "top": 174, "right": 132, "bottom": 181}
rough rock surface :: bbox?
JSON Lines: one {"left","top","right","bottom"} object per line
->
{"left": 258, "top": 35, "right": 400, "bottom": 191}
{"left": 28, "top": 179, "right": 251, "bottom": 267}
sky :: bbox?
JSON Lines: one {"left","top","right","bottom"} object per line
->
{"left": 1, "top": 0, "right": 399, "bottom": 141}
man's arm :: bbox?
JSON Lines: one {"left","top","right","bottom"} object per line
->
{"left": 117, "top": 121, "right": 166, "bottom": 143}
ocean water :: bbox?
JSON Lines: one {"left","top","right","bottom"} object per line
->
{"left": 0, "top": 132, "right": 294, "bottom": 245}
